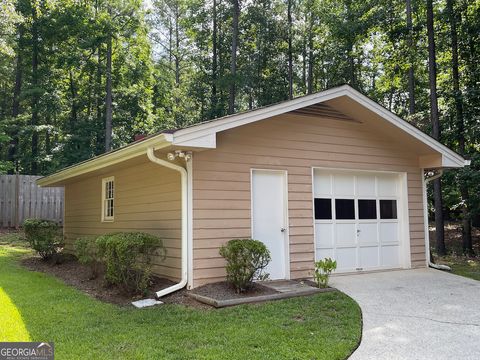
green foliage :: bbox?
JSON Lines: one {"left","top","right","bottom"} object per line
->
{"left": 0, "top": 0, "right": 478, "bottom": 252}
{"left": 22, "top": 219, "right": 62, "bottom": 260}
{"left": 314, "top": 258, "right": 337, "bottom": 288}
{"left": 95, "top": 232, "right": 165, "bottom": 295}
{"left": 219, "top": 239, "right": 271, "bottom": 293}
{"left": 74, "top": 236, "right": 102, "bottom": 279}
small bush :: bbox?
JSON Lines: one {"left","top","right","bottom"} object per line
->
{"left": 95, "top": 232, "right": 165, "bottom": 295}
{"left": 313, "top": 258, "right": 337, "bottom": 288}
{"left": 219, "top": 239, "right": 271, "bottom": 293}
{"left": 23, "top": 219, "right": 63, "bottom": 260}
{"left": 74, "top": 236, "right": 102, "bottom": 279}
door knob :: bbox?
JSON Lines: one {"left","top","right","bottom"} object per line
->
{"left": 281, "top": 228, "right": 286, "bottom": 232}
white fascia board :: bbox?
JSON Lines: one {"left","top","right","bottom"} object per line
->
{"left": 171, "top": 86, "right": 350, "bottom": 146}
{"left": 342, "top": 87, "right": 466, "bottom": 168}
{"left": 37, "top": 134, "right": 172, "bottom": 186}
{"left": 172, "top": 132, "right": 216, "bottom": 148}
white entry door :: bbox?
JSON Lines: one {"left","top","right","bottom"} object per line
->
{"left": 313, "top": 169, "right": 406, "bottom": 272}
{"left": 251, "top": 170, "right": 288, "bottom": 280}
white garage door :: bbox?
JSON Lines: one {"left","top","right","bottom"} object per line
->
{"left": 313, "top": 169, "right": 407, "bottom": 272}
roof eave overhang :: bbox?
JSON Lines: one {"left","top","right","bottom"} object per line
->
{"left": 37, "top": 133, "right": 173, "bottom": 186}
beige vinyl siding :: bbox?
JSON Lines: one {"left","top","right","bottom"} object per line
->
{"left": 64, "top": 159, "right": 182, "bottom": 281}
{"left": 192, "top": 113, "right": 426, "bottom": 287}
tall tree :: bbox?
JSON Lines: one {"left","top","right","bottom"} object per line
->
{"left": 7, "top": 26, "right": 23, "bottom": 174}
{"left": 426, "top": 0, "right": 446, "bottom": 255}
{"left": 228, "top": 0, "right": 240, "bottom": 114}
{"left": 30, "top": 0, "right": 40, "bottom": 174}
{"left": 105, "top": 17, "right": 113, "bottom": 152}
{"left": 446, "top": 0, "right": 472, "bottom": 253}
{"left": 287, "top": 0, "right": 293, "bottom": 99}
{"left": 306, "top": 0, "right": 314, "bottom": 94}
{"left": 406, "top": 0, "right": 415, "bottom": 115}
{"left": 211, "top": 0, "right": 219, "bottom": 115}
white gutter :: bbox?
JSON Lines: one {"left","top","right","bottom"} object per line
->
{"left": 147, "top": 147, "right": 189, "bottom": 297}
{"left": 422, "top": 169, "right": 451, "bottom": 271}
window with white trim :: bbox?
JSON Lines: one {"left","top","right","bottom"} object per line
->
{"left": 102, "top": 177, "right": 115, "bottom": 221}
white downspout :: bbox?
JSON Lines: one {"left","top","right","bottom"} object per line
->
{"left": 423, "top": 169, "right": 451, "bottom": 271}
{"left": 147, "top": 147, "right": 189, "bottom": 297}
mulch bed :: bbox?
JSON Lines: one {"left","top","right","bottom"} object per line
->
{"left": 190, "top": 281, "right": 279, "bottom": 301}
{"left": 20, "top": 254, "right": 210, "bottom": 309}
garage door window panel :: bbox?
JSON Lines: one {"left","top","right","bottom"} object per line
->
{"left": 380, "top": 199, "right": 397, "bottom": 219}
{"left": 314, "top": 198, "right": 332, "bottom": 220}
{"left": 335, "top": 199, "right": 355, "bottom": 220}
{"left": 358, "top": 199, "right": 377, "bottom": 219}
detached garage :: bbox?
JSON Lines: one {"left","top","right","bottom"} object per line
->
{"left": 38, "top": 85, "right": 468, "bottom": 295}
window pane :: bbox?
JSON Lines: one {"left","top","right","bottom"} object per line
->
{"left": 315, "top": 198, "right": 332, "bottom": 220}
{"left": 380, "top": 200, "right": 397, "bottom": 219}
{"left": 335, "top": 199, "right": 355, "bottom": 219}
{"left": 358, "top": 199, "right": 377, "bottom": 219}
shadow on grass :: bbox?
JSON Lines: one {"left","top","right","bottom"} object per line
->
{"left": 0, "top": 246, "right": 361, "bottom": 360}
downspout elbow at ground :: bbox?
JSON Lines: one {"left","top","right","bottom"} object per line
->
{"left": 146, "top": 147, "right": 189, "bottom": 298}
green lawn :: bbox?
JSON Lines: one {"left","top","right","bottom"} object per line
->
{"left": 0, "top": 246, "right": 361, "bottom": 360}
{"left": 436, "top": 256, "right": 480, "bottom": 282}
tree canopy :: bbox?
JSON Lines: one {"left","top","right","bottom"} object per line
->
{"left": 0, "top": 0, "right": 478, "bottom": 252}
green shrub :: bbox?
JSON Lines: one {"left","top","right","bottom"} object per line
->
{"left": 23, "top": 219, "right": 63, "bottom": 260}
{"left": 219, "top": 239, "right": 271, "bottom": 293}
{"left": 313, "top": 258, "right": 337, "bottom": 288}
{"left": 95, "top": 232, "right": 165, "bottom": 295}
{"left": 74, "top": 236, "right": 102, "bottom": 279}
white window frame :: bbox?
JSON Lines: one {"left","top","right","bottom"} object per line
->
{"left": 101, "top": 176, "right": 115, "bottom": 222}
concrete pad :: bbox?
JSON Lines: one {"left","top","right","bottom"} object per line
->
{"left": 260, "top": 280, "right": 318, "bottom": 293}
{"left": 131, "top": 298, "right": 163, "bottom": 308}
{"left": 332, "top": 269, "right": 480, "bottom": 360}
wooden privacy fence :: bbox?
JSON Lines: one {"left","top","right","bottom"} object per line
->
{"left": 0, "top": 175, "right": 64, "bottom": 228}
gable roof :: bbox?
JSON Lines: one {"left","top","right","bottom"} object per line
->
{"left": 38, "top": 85, "right": 467, "bottom": 186}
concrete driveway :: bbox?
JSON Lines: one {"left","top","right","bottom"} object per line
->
{"left": 332, "top": 269, "right": 480, "bottom": 360}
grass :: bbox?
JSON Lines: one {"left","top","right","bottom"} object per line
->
{"left": 429, "top": 222, "right": 480, "bottom": 282}
{"left": 436, "top": 255, "right": 480, "bottom": 281}
{"left": 0, "top": 245, "right": 361, "bottom": 360}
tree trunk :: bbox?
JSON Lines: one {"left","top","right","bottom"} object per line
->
{"left": 446, "top": 0, "right": 472, "bottom": 254}
{"left": 8, "top": 26, "right": 23, "bottom": 174}
{"left": 228, "top": 0, "right": 240, "bottom": 114}
{"left": 96, "top": 46, "right": 103, "bottom": 154}
{"left": 30, "top": 5, "right": 39, "bottom": 175}
{"left": 346, "top": 0, "right": 355, "bottom": 87}
{"left": 105, "top": 32, "right": 113, "bottom": 152}
{"left": 307, "top": 1, "right": 314, "bottom": 94}
{"left": 302, "top": 22, "right": 307, "bottom": 93}
{"left": 211, "top": 0, "right": 218, "bottom": 116}
{"left": 175, "top": 3, "right": 180, "bottom": 86}
{"left": 406, "top": 0, "right": 416, "bottom": 114}
{"left": 69, "top": 70, "right": 78, "bottom": 130}
{"left": 426, "top": 0, "right": 446, "bottom": 255}
{"left": 287, "top": 0, "right": 293, "bottom": 99}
